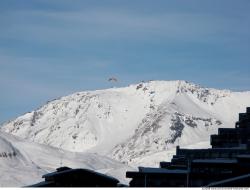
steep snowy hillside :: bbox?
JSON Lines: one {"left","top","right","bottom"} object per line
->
{"left": 0, "top": 131, "right": 133, "bottom": 187}
{"left": 1, "top": 80, "right": 250, "bottom": 167}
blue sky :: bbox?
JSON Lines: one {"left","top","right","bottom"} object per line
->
{"left": 1, "top": 0, "right": 250, "bottom": 123}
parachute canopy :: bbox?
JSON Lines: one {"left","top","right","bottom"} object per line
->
{"left": 108, "top": 77, "right": 118, "bottom": 82}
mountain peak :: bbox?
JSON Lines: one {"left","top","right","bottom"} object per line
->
{"left": 1, "top": 80, "right": 250, "bottom": 167}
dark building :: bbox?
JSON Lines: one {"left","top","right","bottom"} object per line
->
{"left": 28, "top": 107, "right": 250, "bottom": 187}
{"left": 29, "top": 167, "right": 121, "bottom": 187}
{"left": 127, "top": 107, "right": 250, "bottom": 187}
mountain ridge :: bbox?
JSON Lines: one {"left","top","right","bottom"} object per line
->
{"left": 1, "top": 80, "right": 250, "bottom": 167}
{"left": 0, "top": 130, "right": 132, "bottom": 187}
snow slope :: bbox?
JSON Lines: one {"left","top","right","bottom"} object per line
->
{"left": 1, "top": 80, "right": 250, "bottom": 167}
{"left": 0, "top": 131, "right": 133, "bottom": 187}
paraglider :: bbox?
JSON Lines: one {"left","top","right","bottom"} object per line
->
{"left": 108, "top": 77, "right": 118, "bottom": 82}
{"left": 108, "top": 77, "right": 118, "bottom": 88}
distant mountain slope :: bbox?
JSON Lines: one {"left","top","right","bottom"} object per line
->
{"left": 1, "top": 80, "right": 250, "bottom": 167}
{"left": 0, "top": 131, "right": 133, "bottom": 187}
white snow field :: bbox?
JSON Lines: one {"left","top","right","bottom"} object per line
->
{"left": 0, "top": 131, "right": 133, "bottom": 187}
{"left": 1, "top": 80, "right": 250, "bottom": 185}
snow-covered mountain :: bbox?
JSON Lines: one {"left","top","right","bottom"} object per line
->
{"left": 0, "top": 131, "right": 133, "bottom": 187}
{"left": 1, "top": 80, "right": 250, "bottom": 167}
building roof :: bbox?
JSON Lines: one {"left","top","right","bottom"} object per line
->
{"left": 237, "top": 154, "right": 250, "bottom": 159}
{"left": 192, "top": 159, "right": 237, "bottom": 164}
{"left": 206, "top": 173, "right": 250, "bottom": 187}
{"left": 43, "top": 167, "right": 119, "bottom": 184}
{"left": 28, "top": 181, "right": 55, "bottom": 187}
{"left": 138, "top": 167, "right": 187, "bottom": 174}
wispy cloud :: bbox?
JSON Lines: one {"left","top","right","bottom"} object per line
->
{"left": 2, "top": 7, "right": 248, "bottom": 46}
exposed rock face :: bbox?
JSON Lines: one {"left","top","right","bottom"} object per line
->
{"left": 1, "top": 80, "right": 250, "bottom": 166}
